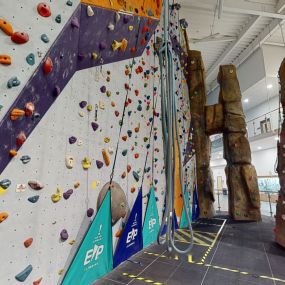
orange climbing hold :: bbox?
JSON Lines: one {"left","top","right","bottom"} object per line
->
{"left": 0, "top": 55, "right": 11, "bottom": 65}
{"left": 115, "top": 229, "right": 123, "bottom": 238}
{"left": 0, "top": 19, "right": 13, "bottom": 36}
{"left": 9, "top": 150, "right": 17, "bottom": 157}
{"left": 102, "top": 149, "right": 110, "bottom": 166}
{"left": 0, "top": 212, "right": 8, "bottom": 223}
{"left": 10, "top": 108, "right": 25, "bottom": 120}
{"left": 24, "top": 238, "right": 33, "bottom": 248}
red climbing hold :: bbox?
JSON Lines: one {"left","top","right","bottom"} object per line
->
{"left": 135, "top": 89, "right": 139, "bottom": 96}
{"left": 37, "top": 3, "right": 51, "bottom": 17}
{"left": 130, "top": 47, "right": 136, "bottom": 53}
{"left": 16, "top": 132, "right": 26, "bottom": 146}
{"left": 43, "top": 57, "right": 53, "bottom": 74}
{"left": 33, "top": 277, "right": 43, "bottom": 285}
{"left": 142, "top": 25, "right": 149, "bottom": 33}
{"left": 25, "top": 102, "right": 35, "bottom": 116}
{"left": 115, "top": 110, "right": 120, "bottom": 117}
{"left": 11, "top": 32, "right": 29, "bottom": 44}
{"left": 24, "top": 238, "right": 33, "bottom": 248}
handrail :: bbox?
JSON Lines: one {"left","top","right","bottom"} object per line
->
{"left": 246, "top": 107, "right": 279, "bottom": 124}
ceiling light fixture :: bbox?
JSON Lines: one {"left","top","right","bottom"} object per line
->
{"left": 275, "top": 137, "right": 279, "bottom": 141}
{"left": 257, "top": 146, "right": 262, "bottom": 150}
{"left": 267, "top": 84, "right": 273, "bottom": 89}
{"left": 243, "top": 98, "right": 249, "bottom": 103}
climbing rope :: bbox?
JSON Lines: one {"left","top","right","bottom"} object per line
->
{"left": 157, "top": 0, "right": 194, "bottom": 254}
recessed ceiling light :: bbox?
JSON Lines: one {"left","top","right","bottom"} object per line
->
{"left": 267, "top": 84, "right": 273, "bottom": 89}
{"left": 243, "top": 98, "right": 249, "bottom": 103}
{"left": 257, "top": 146, "right": 262, "bottom": 150}
{"left": 218, "top": 152, "right": 222, "bottom": 155}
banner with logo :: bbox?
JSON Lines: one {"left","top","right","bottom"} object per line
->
{"left": 192, "top": 184, "right": 200, "bottom": 221}
{"left": 142, "top": 186, "right": 160, "bottom": 248}
{"left": 113, "top": 190, "right": 143, "bottom": 267}
{"left": 179, "top": 186, "right": 192, "bottom": 228}
{"left": 62, "top": 191, "right": 113, "bottom": 285}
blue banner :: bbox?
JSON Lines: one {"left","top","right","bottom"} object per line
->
{"left": 62, "top": 191, "right": 113, "bottom": 285}
{"left": 192, "top": 185, "right": 200, "bottom": 221}
{"left": 113, "top": 190, "right": 143, "bottom": 267}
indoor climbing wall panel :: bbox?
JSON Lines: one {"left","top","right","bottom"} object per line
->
{"left": 0, "top": 1, "right": 159, "bottom": 175}
{"left": 0, "top": 32, "right": 167, "bottom": 284}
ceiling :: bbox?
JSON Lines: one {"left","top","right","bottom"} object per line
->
{"left": 179, "top": 0, "right": 285, "bottom": 90}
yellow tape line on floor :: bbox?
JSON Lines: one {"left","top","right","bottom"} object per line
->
{"left": 123, "top": 272, "right": 163, "bottom": 284}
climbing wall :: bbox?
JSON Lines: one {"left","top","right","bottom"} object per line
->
{"left": 276, "top": 57, "right": 285, "bottom": 247}
{"left": 0, "top": 1, "right": 179, "bottom": 284}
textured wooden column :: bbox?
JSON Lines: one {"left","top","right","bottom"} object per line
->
{"left": 276, "top": 58, "right": 285, "bottom": 247}
{"left": 218, "top": 65, "right": 261, "bottom": 221}
{"left": 188, "top": 50, "right": 215, "bottom": 218}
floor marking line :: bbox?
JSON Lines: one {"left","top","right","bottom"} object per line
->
{"left": 194, "top": 232, "right": 215, "bottom": 243}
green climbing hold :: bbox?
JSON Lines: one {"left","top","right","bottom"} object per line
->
{"left": 41, "top": 34, "right": 49, "bottom": 43}
{"left": 133, "top": 171, "right": 139, "bottom": 182}
{"left": 0, "top": 179, "right": 11, "bottom": 189}
{"left": 7, "top": 76, "right": 20, "bottom": 88}
{"left": 122, "top": 149, "right": 127, "bottom": 156}
{"left": 15, "top": 265, "right": 33, "bottom": 282}
{"left": 26, "top": 53, "right": 35, "bottom": 66}
{"left": 55, "top": 14, "right": 61, "bottom": 23}
{"left": 28, "top": 195, "right": 39, "bottom": 203}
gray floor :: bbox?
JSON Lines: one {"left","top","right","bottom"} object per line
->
{"left": 95, "top": 216, "right": 285, "bottom": 285}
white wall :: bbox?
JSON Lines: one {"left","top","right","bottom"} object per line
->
{"left": 252, "top": 147, "right": 277, "bottom": 176}
{"left": 263, "top": 45, "right": 285, "bottom": 77}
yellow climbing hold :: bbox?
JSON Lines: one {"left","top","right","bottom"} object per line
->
{"left": 92, "top": 52, "right": 98, "bottom": 60}
{"left": 69, "top": 239, "right": 75, "bottom": 245}
{"left": 128, "top": 25, "right": 134, "bottom": 31}
{"left": 51, "top": 187, "right": 62, "bottom": 203}
{"left": 104, "top": 137, "right": 110, "bottom": 143}
{"left": 87, "top": 104, "right": 93, "bottom": 111}
{"left": 58, "top": 269, "right": 64, "bottom": 275}
{"left": 91, "top": 180, "right": 100, "bottom": 190}
{"left": 74, "top": 181, "right": 80, "bottom": 188}
{"left": 0, "top": 186, "right": 7, "bottom": 196}
{"left": 82, "top": 157, "right": 91, "bottom": 170}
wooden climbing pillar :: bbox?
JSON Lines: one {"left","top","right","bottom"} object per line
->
{"left": 218, "top": 65, "right": 261, "bottom": 221}
{"left": 276, "top": 58, "right": 285, "bottom": 247}
{"left": 187, "top": 50, "right": 215, "bottom": 218}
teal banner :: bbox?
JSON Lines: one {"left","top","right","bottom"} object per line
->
{"left": 62, "top": 191, "right": 113, "bottom": 285}
{"left": 143, "top": 186, "right": 160, "bottom": 248}
{"left": 179, "top": 186, "right": 192, "bottom": 228}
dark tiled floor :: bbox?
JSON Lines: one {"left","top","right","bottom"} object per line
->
{"left": 95, "top": 215, "right": 285, "bottom": 285}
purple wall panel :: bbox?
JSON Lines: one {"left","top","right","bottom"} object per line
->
{"left": 0, "top": 3, "right": 159, "bottom": 175}
{"left": 77, "top": 4, "right": 158, "bottom": 70}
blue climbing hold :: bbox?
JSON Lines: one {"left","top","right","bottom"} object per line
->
{"left": 66, "top": 0, "right": 73, "bottom": 6}
{"left": 133, "top": 171, "right": 139, "bottom": 182}
{"left": 26, "top": 53, "right": 35, "bottom": 66}
{"left": 15, "top": 265, "right": 33, "bottom": 282}
{"left": 41, "top": 34, "right": 49, "bottom": 43}
{"left": 0, "top": 179, "right": 11, "bottom": 189}
{"left": 20, "top": 155, "right": 31, "bottom": 164}
{"left": 28, "top": 195, "right": 39, "bottom": 203}
{"left": 7, "top": 76, "right": 20, "bottom": 88}
{"left": 122, "top": 149, "right": 127, "bottom": 156}
{"left": 55, "top": 14, "right": 61, "bottom": 23}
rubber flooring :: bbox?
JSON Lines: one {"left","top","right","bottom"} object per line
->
{"left": 94, "top": 215, "right": 285, "bottom": 285}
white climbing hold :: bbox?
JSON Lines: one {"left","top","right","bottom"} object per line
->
{"left": 99, "top": 101, "right": 105, "bottom": 110}
{"left": 108, "top": 147, "right": 114, "bottom": 155}
{"left": 77, "top": 139, "right": 83, "bottom": 146}
{"left": 108, "top": 22, "right": 115, "bottom": 31}
{"left": 115, "top": 12, "right": 120, "bottom": 23}
{"left": 16, "top": 184, "right": 27, "bottom": 192}
{"left": 87, "top": 5, "right": 94, "bottom": 16}
{"left": 65, "top": 155, "right": 74, "bottom": 169}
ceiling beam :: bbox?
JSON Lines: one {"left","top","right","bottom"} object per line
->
{"left": 192, "top": 36, "right": 236, "bottom": 44}
{"left": 205, "top": 15, "right": 261, "bottom": 81}
{"left": 264, "top": 41, "right": 285, "bottom": 47}
{"left": 182, "top": 2, "right": 285, "bottom": 20}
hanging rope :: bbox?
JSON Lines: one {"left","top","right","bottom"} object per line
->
{"left": 156, "top": 0, "right": 194, "bottom": 254}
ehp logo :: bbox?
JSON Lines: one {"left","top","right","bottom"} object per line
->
{"left": 84, "top": 244, "right": 104, "bottom": 266}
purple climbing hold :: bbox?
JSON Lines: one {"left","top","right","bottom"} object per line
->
{"left": 100, "top": 85, "right": 106, "bottom": 93}
{"left": 63, "top": 189, "right": 73, "bottom": 200}
{"left": 60, "top": 229, "right": 69, "bottom": 241}
{"left": 79, "top": 100, "right": 87, "bottom": 108}
{"left": 123, "top": 16, "right": 129, "bottom": 24}
{"left": 69, "top": 136, "right": 77, "bottom": 144}
{"left": 96, "top": 160, "right": 104, "bottom": 169}
{"left": 91, "top": 122, "right": 99, "bottom": 131}
{"left": 78, "top": 53, "right": 85, "bottom": 60}
{"left": 99, "top": 42, "right": 107, "bottom": 50}
{"left": 71, "top": 17, "right": 80, "bottom": 28}
{"left": 87, "top": 208, "right": 94, "bottom": 217}
{"left": 54, "top": 85, "right": 61, "bottom": 96}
